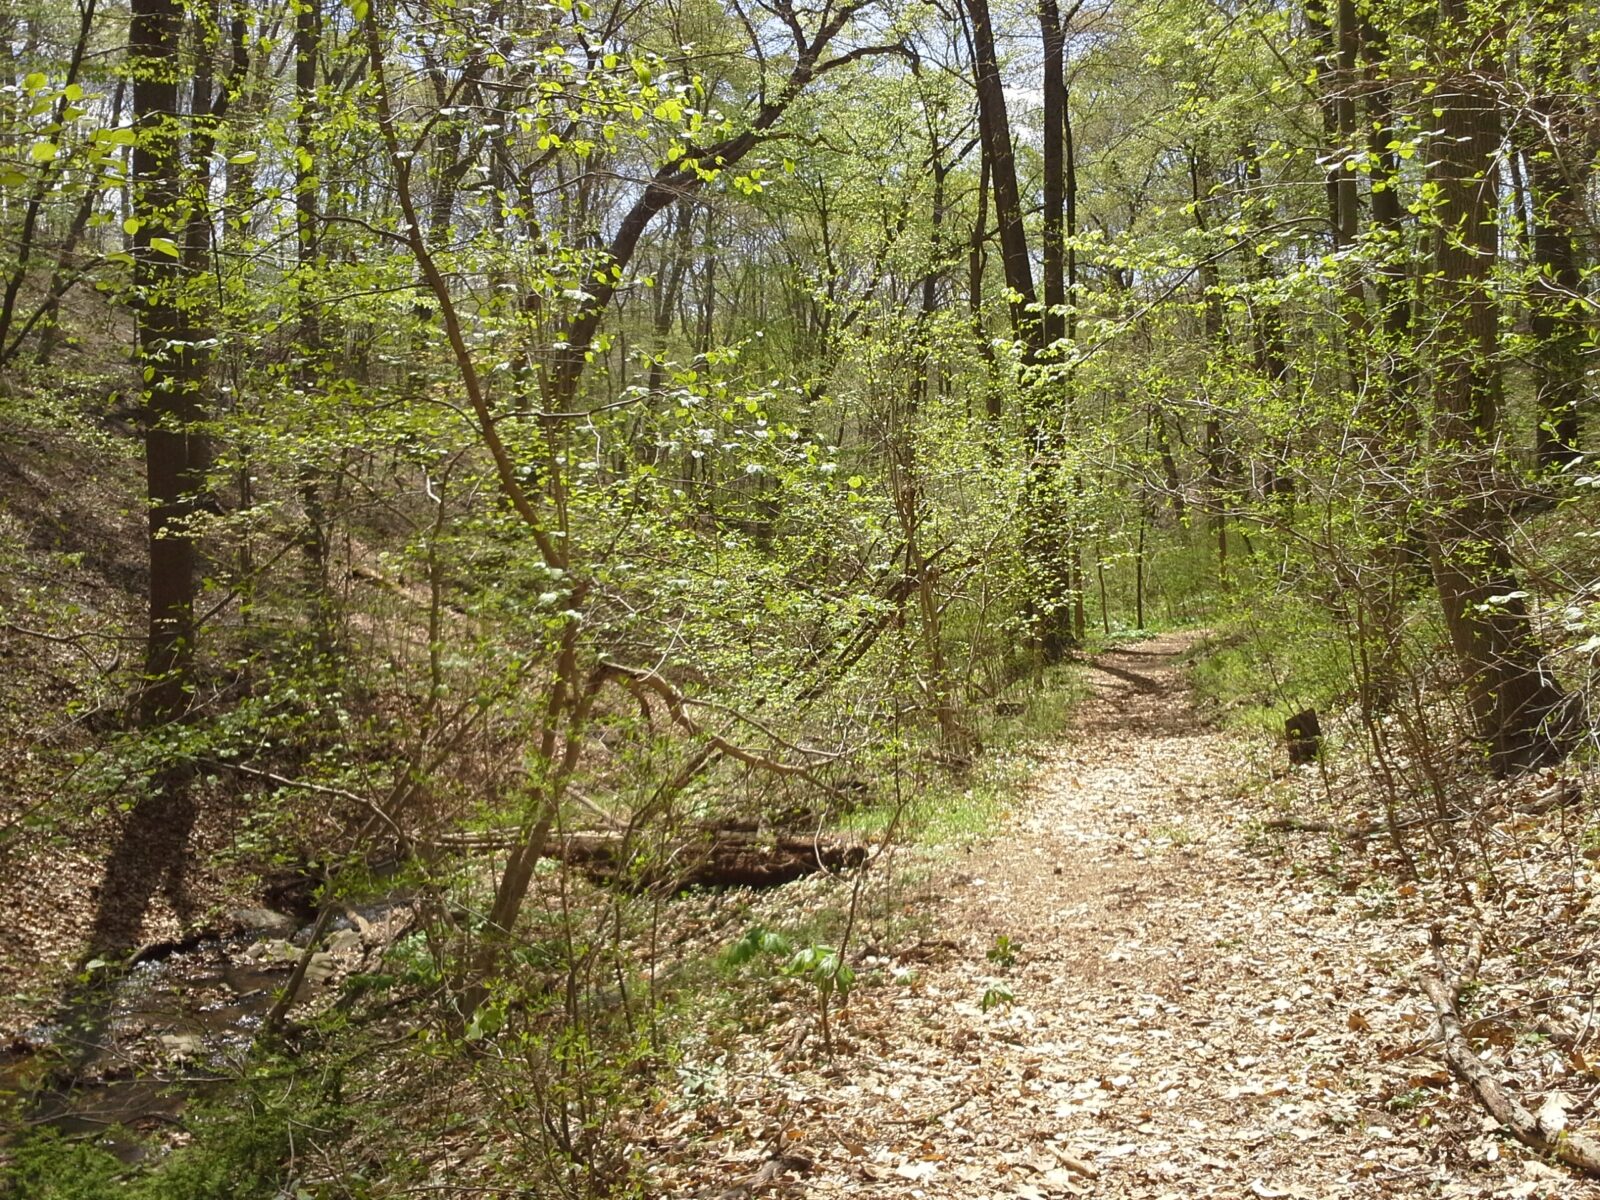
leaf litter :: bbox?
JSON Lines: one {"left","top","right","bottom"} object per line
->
{"left": 643, "top": 631, "right": 1600, "bottom": 1199}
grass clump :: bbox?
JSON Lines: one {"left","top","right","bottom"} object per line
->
{"left": 1183, "top": 606, "right": 1349, "bottom": 736}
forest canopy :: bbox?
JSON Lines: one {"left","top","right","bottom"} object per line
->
{"left": 1, "top": 0, "right": 1598, "bottom": 1193}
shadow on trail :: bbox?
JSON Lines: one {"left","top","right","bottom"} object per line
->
{"left": 1087, "top": 658, "right": 1164, "bottom": 693}
{"left": 1073, "top": 642, "right": 1214, "bottom": 739}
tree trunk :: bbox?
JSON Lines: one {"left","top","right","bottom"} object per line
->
{"left": 1151, "top": 405, "right": 1186, "bottom": 524}
{"left": 1189, "top": 148, "right": 1229, "bottom": 586}
{"left": 903, "top": 130, "right": 966, "bottom": 756}
{"left": 1331, "top": 0, "right": 1360, "bottom": 249}
{"left": 1028, "top": 0, "right": 1078, "bottom": 659}
{"left": 1039, "top": 1, "right": 1066, "bottom": 355}
{"left": 646, "top": 203, "right": 694, "bottom": 397}
{"left": 1425, "top": 1, "right": 1567, "bottom": 773}
{"left": 968, "top": 153, "right": 1002, "bottom": 417}
{"left": 964, "top": 0, "right": 1035, "bottom": 342}
{"left": 1362, "top": 15, "right": 1416, "bottom": 407}
{"left": 80, "top": 0, "right": 206, "bottom": 965}
{"left": 1523, "top": 9, "right": 1586, "bottom": 470}
{"left": 1350, "top": 13, "right": 1427, "bottom": 715}
{"left": 1305, "top": 0, "right": 1352, "bottom": 243}
{"left": 133, "top": 0, "right": 200, "bottom": 725}
{"left": 293, "top": 0, "right": 338, "bottom": 653}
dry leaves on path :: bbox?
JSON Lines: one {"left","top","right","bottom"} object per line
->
{"left": 646, "top": 632, "right": 1600, "bottom": 1200}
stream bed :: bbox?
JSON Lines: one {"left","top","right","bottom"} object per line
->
{"left": 3, "top": 901, "right": 411, "bottom": 1162}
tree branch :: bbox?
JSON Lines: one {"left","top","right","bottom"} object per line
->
{"left": 1422, "top": 930, "right": 1600, "bottom": 1177}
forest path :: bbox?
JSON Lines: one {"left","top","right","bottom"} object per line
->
{"left": 769, "top": 631, "right": 1566, "bottom": 1199}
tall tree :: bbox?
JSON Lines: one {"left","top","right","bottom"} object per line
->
{"left": 1040, "top": 0, "right": 1068, "bottom": 355}
{"left": 1425, "top": 0, "right": 1568, "bottom": 772}
{"left": 132, "top": 0, "right": 199, "bottom": 725}
{"left": 964, "top": 0, "right": 1035, "bottom": 349}
{"left": 1522, "top": 1, "right": 1587, "bottom": 469}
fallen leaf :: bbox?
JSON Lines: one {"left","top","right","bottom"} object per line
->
{"left": 1536, "top": 1093, "right": 1569, "bottom": 1136}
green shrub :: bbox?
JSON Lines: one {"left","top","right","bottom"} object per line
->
{"left": 2, "top": 1080, "right": 340, "bottom": 1200}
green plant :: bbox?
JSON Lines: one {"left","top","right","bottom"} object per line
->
{"left": 385, "top": 932, "right": 445, "bottom": 988}
{"left": 1, "top": 1133, "right": 123, "bottom": 1200}
{"left": 783, "top": 945, "right": 856, "bottom": 1053}
{"left": 986, "top": 934, "right": 1019, "bottom": 970}
{"left": 980, "top": 982, "right": 1015, "bottom": 1012}
{"left": 1184, "top": 608, "right": 1349, "bottom": 736}
{"left": 1, "top": 1071, "right": 341, "bottom": 1200}
{"left": 719, "top": 924, "right": 794, "bottom": 970}
{"left": 1385, "top": 1086, "right": 1430, "bottom": 1113}
{"left": 1150, "top": 822, "right": 1194, "bottom": 847}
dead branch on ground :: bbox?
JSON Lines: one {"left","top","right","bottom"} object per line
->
{"left": 1422, "top": 928, "right": 1600, "bottom": 1177}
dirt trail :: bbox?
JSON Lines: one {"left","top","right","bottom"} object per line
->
{"left": 765, "top": 631, "right": 1590, "bottom": 1199}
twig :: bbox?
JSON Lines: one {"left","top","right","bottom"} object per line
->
{"left": 262, "top": 902, "right": 336, "bottom": 1036}
{"left": 882, "top": 1089, "right": 979, "bottom": 1126}
{"left": 707, "top": 1153, "right": 813, "bottom": 1200}
{"left": 599, "top": 661, "right": 845, "bottom": 784}
{"left": 1264, "top": 811, "right": 1460, "bottom": 838}
{"left": 201, "top": 759, "right": 411, "bottom": 848}
{"left": 1263, "top": 815, "right": 1380, "bottom": 838}
{"left": 1422, "top": 929, "right": 1600, "bottom": 1177}
{"left": 1, "top": 619, "right": 127, "bottom": 676}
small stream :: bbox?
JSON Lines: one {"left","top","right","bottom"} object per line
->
{"left": 3, "top": 902, "right": 410, "bottom": 1162}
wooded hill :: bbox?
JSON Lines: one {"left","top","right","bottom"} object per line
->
{"left": 0, "top": 0, "right": 1597, "bottom": 1194}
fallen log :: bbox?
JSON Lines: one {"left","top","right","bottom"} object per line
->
{"left": 554, "top": 830, "right": 867, "bottom": 891}
{"left": 1422, "top": 932, "right": 1600, "bottom": 1177}
{"left": 431, "top": 823, "right": 868, "bottom": 890}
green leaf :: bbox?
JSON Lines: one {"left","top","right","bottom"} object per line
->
{"left": 28, "top": 141, "right": 59, "bottom": 163}
{"left": 229, "top": 151, "right": 259, "bottom": 165}
{"left": 981, "top": 982, "right": 1014, "bottom": 1012}
{"left": 351, "top": 0, "right": 369, "bottom": 19}
{"left": 23, "top": 72, "right": 47, "bottom": 93}
{"left": 122, "top": 217, "right": 141, "bottom": 235}
{"left": 148, "top": 236, "right": 180, "bottom": 258}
